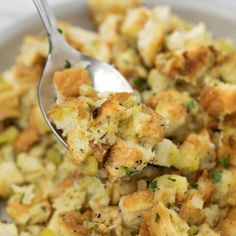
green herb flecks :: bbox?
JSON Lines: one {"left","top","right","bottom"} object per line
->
{"left": 212, "top": 171, "right": 222, "bottom": 183}
{"left": 155, "top": 213, "right": 160, "bottom": 223}
{"left": 168, "top": 176, "right": 176, "bottom": 182}
{"left": 149, "top": 180, "right": 158, "bottom": 190}
{"left": 191, "top": 183, "right": 198, "bottom": 189}
{"left": 64, "top": 60, "right": 72, "bottom": 69}
{"left": 134, "top": 79, "right": 149, "bottom": 91}
{"left": 57, "top": 28, "right": 63, "bottom": 34}
{"left": 124, "top": 167, "right": 132, "bottom": 176}
{"left": 187, "top": 100, "right": 196, "bottom": 111}
{"left": 218, "top": 75, "right": 225, "bottom": 82}
{"left": 219, "top": 155, "right": 230, "bottom": 168}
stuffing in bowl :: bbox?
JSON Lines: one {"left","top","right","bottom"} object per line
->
{"left": 1, "top": 0, "right": 236, "bottom": 235}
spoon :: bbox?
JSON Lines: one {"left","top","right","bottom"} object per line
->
{"left": 33, "top": 0, "right": 133, "bottom": 147}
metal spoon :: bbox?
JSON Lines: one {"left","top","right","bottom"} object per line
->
{"left": 33, "top": 0, "right": 133, "bottom": 147}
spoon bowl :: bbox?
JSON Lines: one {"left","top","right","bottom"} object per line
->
{"left": 34, "top": 0, "right": 133, "bottom": 147}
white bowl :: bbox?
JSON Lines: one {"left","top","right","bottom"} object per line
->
{"left": 0, "top": 0, "right": 236, "bottom": 221}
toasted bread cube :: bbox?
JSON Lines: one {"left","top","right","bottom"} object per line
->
{"left": 140, "top": 202, "right": 189, "bottom": 236}
{"left": 88, "top": 0, "right": 140, "bottom": 25}
{"left": 121, "top": 7, "right": 150, "bottom": 39}
{"left": 199, "top": 84, "right": 236, "bottom": 116}
{"left": 0, "top": 222, "right": 18, "bottom": 236}
{"left": 138, "top": 19, "right": 164, "bottom": 66}
{"left": 14, "top": 127, "right": 39, "bottom": 153}
{"left": 119, "top": 189, "right": 154, "bottom": 229}
{"left": 54, "top": 68, "right": 91, "bottom": 99}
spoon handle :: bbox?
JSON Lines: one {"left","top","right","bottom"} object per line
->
{"left": 33, "top": 0, "right": 59, "bottom": 40}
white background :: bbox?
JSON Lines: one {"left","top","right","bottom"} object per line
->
{"left": 0, "top": 0, "right": 236, "bottom": 33}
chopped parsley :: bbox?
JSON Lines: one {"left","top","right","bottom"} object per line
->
{"left": 124, "top": 167, "right": 132, "bottom": 176}
{"left": 149, "top": 181, "right": 158, "bottom": 190}
{"left": 187, "top": 100, "right": 196, "bottom": 111}
{"left": 143, "top": 63, "right": 151, "bottom": 70}
{"left": 57, "top": 27, "right": 63, "bottom": 34}
{"left": 218, "top": 75, "right": 225, "bottom": 82}
{"left": 168, "top": 176, "right": 176, "bottom": 182}
{"left": 64, "top": 60, "right": 71, "bottom": 69}
{"left": 155, "top": 213, "right": 160, "bottom": 223}
{"left": 134, "top": 79, "right": 149, "bottom": 91}
{"left": 219, "top": 155, "right": 230, "bottom": 168}
{"left": 191, "top": 183, "right": 199, "bottom": 189}
{"left": 212, "top": 171, "right": 222, "bottom": 183}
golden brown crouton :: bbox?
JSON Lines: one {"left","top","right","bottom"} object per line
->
{"left": 141, "top": 105, "right": 166, "bottom": 142}
{"left": 179, "top": 190, "right": 205, "bottom": 225}
{"left": 121, "top": 7, "right": 150, "bottom": 39}
{"left": 171, "top": 129, "right": 216, "bottom": 171}
{"left": 220, "top": 208, "right": 236, "bottom": 236}
{"left": 119, "top": 189, "right": 154, "bottom": 229}
{"left": 88, "top": 0, "right": 140, "bottom": 25}
{"left": 199, "top": 85, "right": 236, "bottom": 116}
{"left": 138, "top": 20, "right": 164, "bottom": 66}
{"left": 105, "top": 139, "right": 146, "bottom": 178}
{"left": 29, "top": 104, "right": 50, "bottom": 134}
{"left": 56, "top": 211, "right": 89, "bottom": 236}
{"left": 148, "top": 90, "right": 189, "bottom": 136}
{"left": 54, "top": 68, "right": 91, "bottom": 98}
{"left": 197, "top": 170, "right": 214, "bottom": 202}
{"left": 217, "top": 128, "right": 236, "bottom": 166}
{"left": 14, "top": 127, "right": 39, "bottom": 152}
{"left": 0, "top": 92, "right": 21, "bottom": 121}
{"left": 156, "top": 45, "right": 216, "bottom": 85}
{"left": 140, "top": 202, "right": 189, "bottom": 236}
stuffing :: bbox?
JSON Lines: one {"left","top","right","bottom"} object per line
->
{"left": 50, "top": 211, "right": 90, "bottom": 236}
{"left": 53, "top": 68, "right": 91, "bottom": 99}
{"left": 152, "top": 138, "right": 179, "bottom": 167}
{"left": 137, "top": 19, "right": 164, "bottom": 66}
{"left": 119, "top": 189, "right": 154, "bottom": 229}
{"left": 155, "top": 45, "right": 216, "bottom": 85}
{"left": 0, "top": 222, "right": 18, "bottom": 236}
{"left": 153, "top": 174, "right": 189, "bottom": 206}
{"left": 203, "top": 204, "right": 221, "bottom": 227}
{"left": 121, "top": 7, "right": 151, "bottom": 39}
{"left": 105, "top": 139, "right": 148, "bottom": 178}
{"left": 166, "top": 23, "right": 211, "bottom": 50}
{"left": 148, "top": 90, "right": 190, "bottom": 136}
{"left": 146, "top": 68, "right": 172, "bottom": 95}
{"left": 6, "top": 195, "right": 51, "bottom": 225}
{"left": 197, "top": 223, "right": 220, "bottom": 236}
{"left": 49, "top": 97, "right": 93, "bottom": 136}
{"left": 217, "top": 127, "right": 236, "bottom": 167}
{"left": 29, "top": 104, "right": 50, "bottom": 134}
{"left": 64, "top": 25, "right": 97, "bottom": 51}
{"left": 199, "top": 84, "right": 236, "bottom": 116}
{"left": 98, "top": 14, "right": 122, "bottom": 44}
{"left": 1, "top": 1, "right": 236, "bottom": 235}
{"left": 197, "top": 170, "right": 214, "bottom": 202}
{"left": 152, "top": 5, "right": 172, "bottom": 32}
{"left": 212, "top": 168, "right": 236, "bottom": 207}
{"left": 220, "top": 208, "right": 236, "bottom": 236}
{"left": 179, "top": 190, "right": 205, "bottom": 225}
{"left": 140, "top": 202, "right": 189, "bottom": 236}
{"left": 14, "top": 127, "right": 39, "bottom": 152}
{"left": 0, "top": 161, "right": 24, "bottom": 198}
{"left": 171, "top": 129, "right": 216, "bottom": 171}
{"left": 88, "top": 0, "right": 140, "bottom": 25}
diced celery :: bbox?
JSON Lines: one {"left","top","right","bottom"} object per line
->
{"left": 0, "top": 126, "right": 19, "bottom": 144}
{"left": 45, "top": 148, "right": 62, "bottom": 166}
{"left": 40, "top": 229, "right": 56, "bottom": 236}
